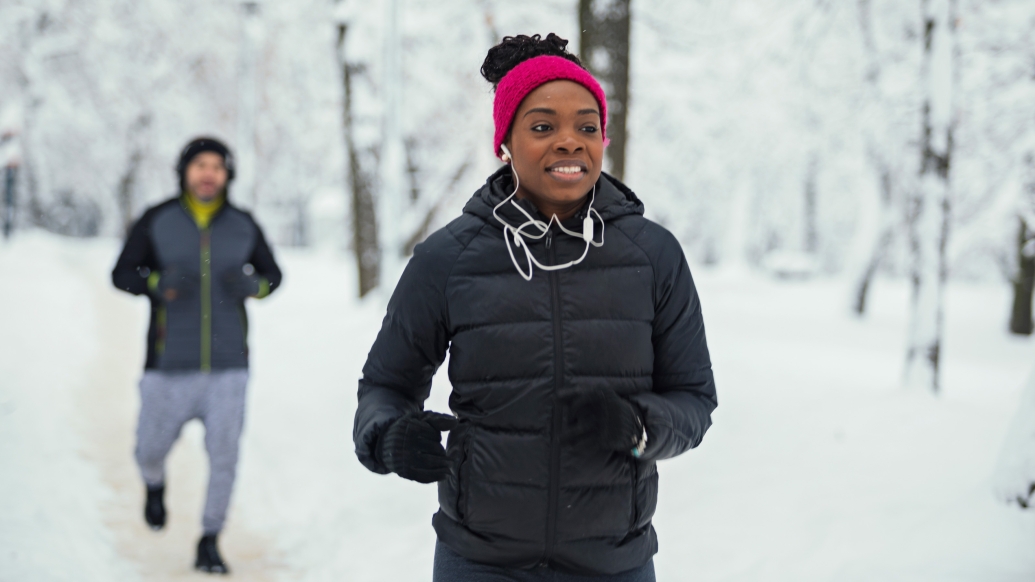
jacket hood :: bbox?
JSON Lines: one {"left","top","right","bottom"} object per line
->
{"left": 462, "top": 166, "right": 645, "bottom": 231}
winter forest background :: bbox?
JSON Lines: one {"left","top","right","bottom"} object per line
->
{"left": 2, "top": 0, "right": 1035, "bottom": 580}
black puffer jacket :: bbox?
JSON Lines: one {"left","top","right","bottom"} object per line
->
{"left": 354, "top": 169, "right": 716, "bottom": 575}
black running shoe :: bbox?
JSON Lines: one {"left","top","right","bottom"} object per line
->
{"left": 195, "top": 534, "right": 230, "bottom": 575}
{"left": 144, "top": 484, "right": 166, "bottom": 531}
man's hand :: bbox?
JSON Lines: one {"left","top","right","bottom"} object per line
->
{"left": 376, "top": 411, "right": 458, "bottom": 483}
{"left": 221, "top": 267, "right": 261, "bottom": 300}
{"left": 152, "top": 266, "right": 199, "bottom": 302}
{"left": 563, "top": 389, "right": 645, "bottom": 455}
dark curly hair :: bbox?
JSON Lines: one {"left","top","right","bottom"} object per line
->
{"left": 480, "top": 33, "right": 584, "bottom": 89}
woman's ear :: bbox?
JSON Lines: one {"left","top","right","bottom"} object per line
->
{"left": 501, "top": 143, "right": 513, "bottom": 163}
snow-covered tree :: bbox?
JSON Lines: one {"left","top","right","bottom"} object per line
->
{"left": 2, "top": 0, "right": 1033, "bottom": 311}
{"left": 904, "top": 0, "right": 958, "bottom": 393}
{"left": 334, "top": 0, "right": 381, "bottom": 296}
{"left": 331, "top": 0, "right": 503, "bottom": 296}
{"left": 0, "top": 0, "right": 345, "bottom": 242}
{"left": 849, "top": 0, "right": 919, "bottom": 314}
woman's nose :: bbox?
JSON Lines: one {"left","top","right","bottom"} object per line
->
{"left": 553, "top": 133, "right": 583, "bottom": 153}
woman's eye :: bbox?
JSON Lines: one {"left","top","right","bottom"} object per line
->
{"left": 531, "top": 124, "right": 552, "bottom": 133}
{"left": 581, "top": 126, "right": 599, "bottom": 134}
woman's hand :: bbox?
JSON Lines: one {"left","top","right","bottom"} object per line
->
{"left": 376, "top": 411, "right": 458, "bottom": 483}
{"left": 564, "top": 389, "right": 645, "bottom": 456}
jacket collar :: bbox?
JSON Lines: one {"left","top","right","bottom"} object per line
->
{"left": 178, "top": 192, "right": 229, "bottom": 228}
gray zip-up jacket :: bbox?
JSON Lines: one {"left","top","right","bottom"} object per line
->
{"left": 112, "top": 196, "right": 282, "bottom": 371}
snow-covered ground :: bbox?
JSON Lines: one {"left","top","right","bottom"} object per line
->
{"left": 1, "top": 231, "right": 1033, "bottom": 581}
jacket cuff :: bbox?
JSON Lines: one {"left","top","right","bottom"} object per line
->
{"left": 255, "top": 277, "right": 271, "bottom": 299}
{"left": 147, "top": 271, "right": 161, "bottom": 293}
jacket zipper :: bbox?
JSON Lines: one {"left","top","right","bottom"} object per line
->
{"left": 200, "top": 227, "right": 212, "bottom": 372}
{"left": 543, "top": 230, "right": 562, "bottom": 567}
{"left": 156, "top": 305, "right": 167, "bottom": 355}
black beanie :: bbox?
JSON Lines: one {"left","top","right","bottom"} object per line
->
{"left": 176, "top": 137, "right": 235, "bottom": 193}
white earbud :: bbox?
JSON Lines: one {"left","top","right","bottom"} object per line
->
{"left": 500, "top": 144, "right": 512, "bottom": 163}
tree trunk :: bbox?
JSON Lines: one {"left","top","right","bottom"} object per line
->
{"left": 804, "top": 153, "right": 819, "bottom": 254}
{"left": 21, "top": 105, "right": 45, "bottom": 228}
{"left": 403, "top": 160, "right": 470, "bottom": 256}
{"left": 291, "top": 198, "right": 309, "bottom": 248}
{"left": 1010, "top": 216, "right": 1035, "bottom": 335}
{"left": 475, "top": 0, "right": 500, "bottom": 45}
{"left": 852, "top": 167, "right": 895, "bottom": 315}
{"left": 117, "top": 113, "right": 151, "bottom": 238}
{"left": 336, "top": 22, "right": 380, "bottom": 298}
{"left": 378, "top": 0, "right": 407, "bottom": 287}
{"left": 2, "top": 165, "right": 16, "bottom": 239}
{"left": 905, "top": 0, "right": 956, "bottom": 393}
{"left": 851, "top": 0, "right": 895, "bottom": 316}
{"left": 116, "top": 149, "right": 141, "bottom": 238}
{"left": 236, "top": 1, "right": 262, "bottom": 208}
{"left": 579, "top": 0, "right": 631, "bottom": 181}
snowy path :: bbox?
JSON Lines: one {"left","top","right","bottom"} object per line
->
{"left": 2, "top": 232, "right": 1035, "bottom": 581}
{"left": 73, "top": 247, "right": 288, "bottom": 581}
{"left": 0, "top": 234, "right": 288, "bottom": 581}
{"left": 1, "top": 236, "right": 134, "bottom": 580}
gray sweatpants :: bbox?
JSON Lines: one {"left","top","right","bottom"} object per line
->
{"left": 135, "top": 369, "right": 248, "bottom": 534}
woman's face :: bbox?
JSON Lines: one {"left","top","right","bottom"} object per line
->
{"left": 505, "top": 80, "right": 604, "bottom": 219}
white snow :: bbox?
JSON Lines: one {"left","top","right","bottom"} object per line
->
{"left": 994, "top": 362, "right": 1035, "bottom": 509}
{"left": 1, "top": 231, "right": 1033, "bottom": 581}
{"left": 0, "top": 234, "right": 135, "bottom": 581}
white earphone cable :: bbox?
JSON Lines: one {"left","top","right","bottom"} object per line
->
{"left": 492, "top": 147, "right": 605, "bottom": 281}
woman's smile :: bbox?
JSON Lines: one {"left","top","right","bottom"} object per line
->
{"left": 546, "top": 160, "right": 588, "bottom": 183}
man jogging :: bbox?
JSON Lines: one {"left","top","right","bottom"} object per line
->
{"left": 112, "top": 137, "right": 282, "bottom": 575}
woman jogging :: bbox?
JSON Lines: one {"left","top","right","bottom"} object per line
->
{"left": 354, "top": 33, "right": 717, "bottom": 581}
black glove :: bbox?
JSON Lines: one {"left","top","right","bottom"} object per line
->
{"left": 221, "top": 267, "right": 261, "bottom": 300}
{"left": 376, "top": 411, "right": 458, "bottom": 483}
{"left": 154, "top": 265, "right": 199, "bottom": 302}
{"left": 564, "top": 389, "right": 645, "bottom": 455}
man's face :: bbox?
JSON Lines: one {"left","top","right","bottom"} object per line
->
{"left": 185, "top": 152, "right": 228, "bottom": 201}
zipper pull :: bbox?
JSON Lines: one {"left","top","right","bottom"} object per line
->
{"left": 546, "top": 231, "right": 553, "bottom": 249}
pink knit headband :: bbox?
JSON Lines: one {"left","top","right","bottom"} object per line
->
{"left": 492, "top": 55, "right": 608, "bottom": 158}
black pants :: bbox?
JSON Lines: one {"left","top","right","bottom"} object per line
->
{"left": 432, "top": 542, "right": 657, "bottom": 582}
